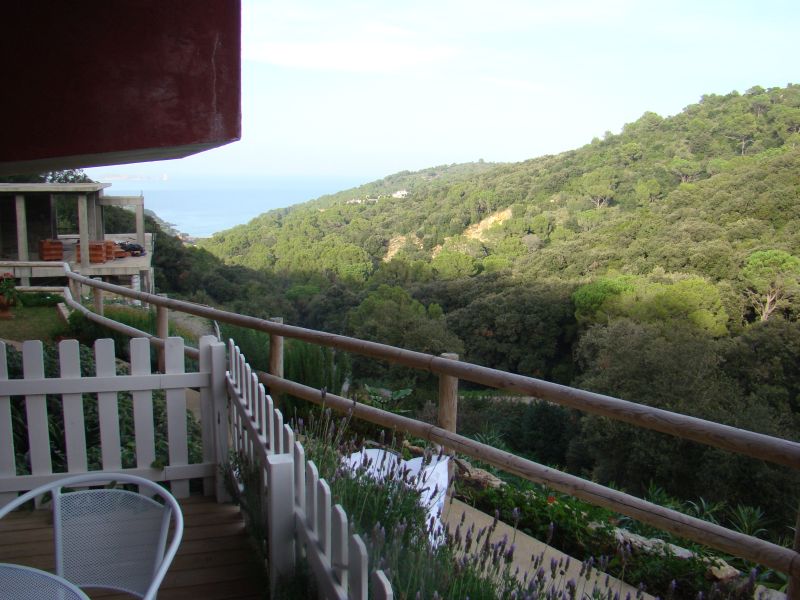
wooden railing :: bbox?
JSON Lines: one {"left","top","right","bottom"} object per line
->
{"left": 5, "top": 261, "right": 800, "bottom": 597}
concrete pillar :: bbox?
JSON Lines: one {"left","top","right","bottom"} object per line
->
{"left": 94, "top": 194, "right": 104, "bottom": 239}
{"left": 135, "top": 202, "right": 145, "bottom": 247}
{"left": 87, "top": 194, "right": 97, "bottom": 240}
{"left": 77, "top": 193, "right": 89, "bottom": 270}
{"left": 14, "top": 194, "right": 30, "bottom": 285}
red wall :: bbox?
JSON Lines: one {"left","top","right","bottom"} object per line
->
{"left": 0, "top": 0, "right": 241, "bottom": 176}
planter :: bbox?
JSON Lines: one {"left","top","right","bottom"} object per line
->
{"left": 75, "top": 241, "right": 106, "bottom": 263}
{"left": 38, "top": 239, "right": 64, "bottom": 261}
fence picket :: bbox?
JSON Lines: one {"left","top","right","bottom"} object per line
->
{"left": 372, "top": 571, "right": 394, "bottom": 600}
{"left": 205, "top": 337, "right": 230, "bottom": 501}
{"left": 95, "top": 339, "right": 122, "bottom": 471}
{"left": 245, "top": 364, "right": 253, "bottom": 416}
{"left": 293, "top": 441, "right": 306, "bottom": 513}
{"left": 23, "top": 341, "right": 52, "bottom": 484}
{"left": 266, "top": 453, "right": 295, "bottom": 598}
{"left": 273, "top": 409, "right": 284, "bottom": 454}
{"left": 257, "top": 382, "right": 267, "bottom": 447}
{"left": 59, "top": 340, "right": 87, "bottom": 474}
{"left": 198, "top": 337, "right": 215, "bottom": 496}
{"left": 306, "top": 461, "right": 319, "bottom": 533}
{"left": 317, "top": 479, "right": 332, "bottom": 561}
{"left": 250, "top": 371, "right": 259, "bottom": 459}
{"left": 166, "top": 337, "right": 190, "bottom": 497}
{"left": 130, "top": 338, "right": 156, "bottom": 474}
{"left": 331, "top": 505, "right": 348, "bottom": 590}
{"left": 283, "top": 424, "right": 294, "bottom": 458}
{"left": 227, "top": 340, "right": 236, "bottom": 386}
{"left": 349, "top": 534, "right": 368, "bottom": 600}
{"left": 0, "top": 343, "right": 15, "bottom": 506}
{"left": 265, "top": 394, "right": 275, "bottom": 451}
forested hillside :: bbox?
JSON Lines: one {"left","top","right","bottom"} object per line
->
{"left": 182, "top": 86, "right": 800, "bottom": 534}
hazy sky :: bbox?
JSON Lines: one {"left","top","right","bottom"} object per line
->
{"left": 88, "top": 0, "right": 798, "bottom": 184}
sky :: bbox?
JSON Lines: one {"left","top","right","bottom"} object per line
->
{"left": 88, "top": 0, "right": 798, "bottom": 186}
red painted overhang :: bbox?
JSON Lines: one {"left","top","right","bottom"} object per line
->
{"left": 0, "top": 0, "right": 241, "bottom": 176}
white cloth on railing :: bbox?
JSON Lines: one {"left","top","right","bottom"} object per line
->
{"left": 343, "top": 449, "right": 449, "bottom": 544}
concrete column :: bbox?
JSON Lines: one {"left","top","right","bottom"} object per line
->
{"left": 94, "top": 195, "right": 104, "bottom": 239}
{"left": 135, "top": 202, "right": 145, "bottom": 247}
{"left": 139, "top": 269, "right": 151, "bottom": 299}
{"left": 14, "top": 195, "right": 30, "bottom": 285}
{"left": 77, "top": 193, "right": 89, "bottom": 270}
{"left": 87, "top": 194, "right": 97, "bottom": 240}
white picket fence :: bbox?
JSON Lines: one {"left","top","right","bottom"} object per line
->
{"left": 0, "top": 336, "right": 391, "bottom": 598}
{"left": 226, "top": 341, "right": 394, "bottom": 599}
{"left": 0, "top": 336, "right": 228, "bottom": 508}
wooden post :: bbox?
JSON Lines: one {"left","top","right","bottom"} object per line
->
{"left": 438, "top": 352, "right": 459, "bottom": 491}
{"left": 92, "top": 278, "right": 104, "bottom": 316}
{"left": 156, "top": 294, "right": 169, "bottom": 372}
{"left": 267, "top": 453, "right": 295, "bottom": 595}
{"left": 269, "top": 317, "right": 284, "bottom": 379}
{"left": 14, "top": 195, "right": 30, "bottom": 285}
{"left": 68, "top": 278, "right": 80, "bottom": 304}
{"left": 437, "top": 353, "right": 459, "bottom": 434}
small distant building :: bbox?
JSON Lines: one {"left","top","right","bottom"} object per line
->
{"left": 0, "top": 183, "right": 154, "bottom": 292}
{"left": 392, "top": 189, "right": 409, "bottom": 199}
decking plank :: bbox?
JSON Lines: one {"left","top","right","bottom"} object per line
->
{"left": 0, "top": 496, "right": 264, "bottom": 600}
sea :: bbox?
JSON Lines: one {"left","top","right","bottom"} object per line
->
{"left": 104, "top": 175, "right": 366, "bottom": 238}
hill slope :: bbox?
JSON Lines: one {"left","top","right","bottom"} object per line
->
{"left": 194, "top": 85, "right": 800, "bottom": 541}
{"left": 201, "top": 85, "right": 800, "bottom": 298}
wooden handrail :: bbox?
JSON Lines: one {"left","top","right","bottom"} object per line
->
{"left": 6, "top": 261, "right": 800, "bottom": 586}
{"left": 50, "top": 265, "right": 800, "bottom": 470}
{"left": 259, "top": 371, "right": 800, "bottom": 579}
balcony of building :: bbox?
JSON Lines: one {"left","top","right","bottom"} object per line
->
{"left": 0, "top": 183, "right": 154, "bottom": 292}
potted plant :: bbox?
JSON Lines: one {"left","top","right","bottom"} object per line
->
{"left": 0, "top": 272, "right": 19, "bottom": 319}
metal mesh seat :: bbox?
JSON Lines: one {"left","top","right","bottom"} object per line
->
{"left": 0, "top": 473, "right": 183, "bottom": 600}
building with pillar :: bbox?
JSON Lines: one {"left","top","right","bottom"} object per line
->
{"left": 0, "top": 183, "right": 153, "bottom": 293}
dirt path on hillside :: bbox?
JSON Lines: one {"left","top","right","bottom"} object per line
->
{"left": 170, "top": 311, "right": 215, "bottom": 341}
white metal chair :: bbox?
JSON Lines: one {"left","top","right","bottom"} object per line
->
{"left": 0, "top": 473, "right": 184, "bottom": 600}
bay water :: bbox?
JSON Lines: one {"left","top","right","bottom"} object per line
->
{"left": 106, "top": 175, "right": 366, "bottom": 238}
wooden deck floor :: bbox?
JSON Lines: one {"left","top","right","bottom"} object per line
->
{"left": 0, "top": 496, "right": 265, "bottom": 599}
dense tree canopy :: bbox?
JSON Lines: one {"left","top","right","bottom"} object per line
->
{"left": 168, "top": 84, "right": 800, "bottom": 530}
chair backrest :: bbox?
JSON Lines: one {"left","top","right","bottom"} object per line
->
{"left": 0, "top": 473, "right": 183, "bottom": 600}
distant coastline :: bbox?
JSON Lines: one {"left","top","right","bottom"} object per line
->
{"left": 104, "top": 175, "right": 366, "bottom": 238}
